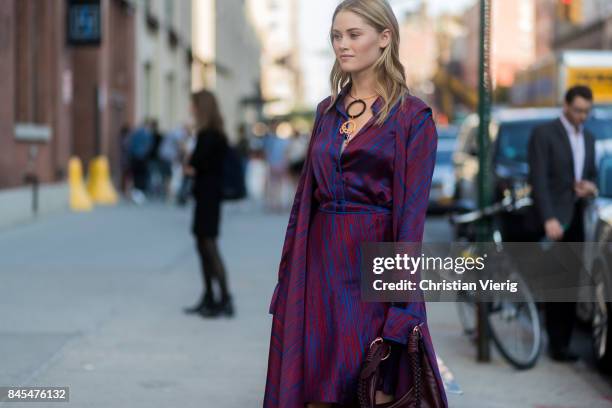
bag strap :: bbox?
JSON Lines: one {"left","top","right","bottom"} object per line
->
{"left": 387, "top": 325, "right": 422, "bottom": 408}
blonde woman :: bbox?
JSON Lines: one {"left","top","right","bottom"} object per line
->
{"left": 263, "top": 1, "right": 447, "bottom": 407}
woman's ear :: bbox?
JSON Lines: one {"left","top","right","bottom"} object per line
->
{"left": 379, "top": 29, "right": 391, "bottom": 49}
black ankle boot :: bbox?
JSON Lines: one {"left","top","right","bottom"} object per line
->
{"left": 183, "top": 292, "right": 215, "bottom": 315}
{"left": 198, "top": 292, "right": 223, "bottom": 318}
{"left": 217, "top": 294, "right": 234, "bottom": 317}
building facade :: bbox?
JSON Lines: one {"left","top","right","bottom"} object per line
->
{"left": 134, "top": 0, "right": 192, "bottom": 131}
{"left": 553, "top": 0, "right": 612, "bottom": 50}
{"left": 192, "top": 0, "right": 262, "bottom": 141}
{"left": 398, "top": 4, "right": 439, "bottom": 98}
{"left": 250, "top": 0, "right": 301, "bottom": 118}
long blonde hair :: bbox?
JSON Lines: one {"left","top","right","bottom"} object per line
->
{"left": 326, "top": 0, "right": 409, "bottom": 126}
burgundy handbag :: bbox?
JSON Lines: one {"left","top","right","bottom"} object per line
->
{"left": 358, "top": 324, "right": 444, "bottom": 408}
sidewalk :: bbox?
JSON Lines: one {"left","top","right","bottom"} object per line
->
{"left": 0, "top": 203, "right": 610, "bottom": 407}
{"left": 427, "top": 304, "right": 612, "bottom": 407}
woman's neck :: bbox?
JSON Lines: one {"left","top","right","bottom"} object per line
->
{"left": 349, "top": 69, "right": 377, "bottom": 99}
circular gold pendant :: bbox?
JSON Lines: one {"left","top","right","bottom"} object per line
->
{"left": 340, "top": 120, "right": 356, "bottom": 136}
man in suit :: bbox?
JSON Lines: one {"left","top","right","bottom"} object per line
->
{"left": 527, "top": 85, "right": 599, "bottom": 362}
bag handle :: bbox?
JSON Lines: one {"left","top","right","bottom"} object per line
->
{"left": 358, "top": 324, "right": 423, "bottom": 408}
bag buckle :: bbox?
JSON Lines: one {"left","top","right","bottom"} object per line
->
{"left": 369, "top": 337, "right": 391, "bottom": 361}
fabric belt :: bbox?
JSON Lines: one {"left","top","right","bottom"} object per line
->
{"left": 317, "top": 200, "right": 391, "bottom": 214}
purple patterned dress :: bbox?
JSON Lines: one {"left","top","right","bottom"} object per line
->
{"left": 264, "top": 84, "right": 448, "bottom": 407}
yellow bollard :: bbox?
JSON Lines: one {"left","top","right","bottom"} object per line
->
{"left": 87, "top": 156, "right": 118, "bottom": 205}
{"left": 68, "top": 157, "right": 93, "bottom": 211}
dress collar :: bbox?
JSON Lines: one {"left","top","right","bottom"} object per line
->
{"left": 334, "top": 82, "right": 383, "bottom": 118}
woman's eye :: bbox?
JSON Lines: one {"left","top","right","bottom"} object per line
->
{"left": 351, "top": 34, "right": 359, "bottom": 38}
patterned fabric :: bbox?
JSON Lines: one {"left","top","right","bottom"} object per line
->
{"left": 264, "top": 83, "right": 448, "bottom": 407}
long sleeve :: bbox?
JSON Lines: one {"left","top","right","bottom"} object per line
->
{"left": 585, "top": 131, "right": 598, "bottom": 183}
{"left": 268, "top": 98, "right": 328, "bottom": 315}
{"left": 382, "top": 105, "right": 437, "bottom": 345}
{"left": 527, "top": 126, "right": 555, "bottom": 222}
{"left": 276, "top": 99, "right": 326, "bottom": 281}
{"left": 189, "top": 130, "right": 212, "bottom": 173}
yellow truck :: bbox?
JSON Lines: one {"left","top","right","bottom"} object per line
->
{"left": 511, "top": 50, "right": 612, "bottom": 107}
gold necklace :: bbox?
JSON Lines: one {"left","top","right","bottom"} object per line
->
{"left": 349, "top": 92, "right": 379, "bottom": 100}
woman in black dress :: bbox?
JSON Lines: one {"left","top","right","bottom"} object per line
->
{"left": 183, "top": 89, "right": 234, "bottom": 318}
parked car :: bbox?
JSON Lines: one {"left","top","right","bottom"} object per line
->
{"left": 452, "top": 106, "right": 612, "bottom": 241}
{"left": 429, "top": 137, "right": 457, "bottom": 214}
{"left": 437, "top": 124, "right": 459, "bottom": 141}
{"left": 579, "top": 154, "right": 612, "bottom": 372}
{"left": 590, "top": 109, "right": 612, "bottom": 165}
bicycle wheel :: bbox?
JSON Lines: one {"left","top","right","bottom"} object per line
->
{"left": 456, "top": 291, "right": 477, "bottom": 337}
{"left": 487, "top": 269, "right": 542, "bottom": 369}
{"left": 453, "top": 243, "right": 478, "bottom": 337}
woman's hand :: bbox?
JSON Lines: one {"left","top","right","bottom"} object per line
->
{"left": 375, "top": 390, "right": 394, "bottom": 404}
{"left": 184, "top": 165, "right": 196, "bottom": 177}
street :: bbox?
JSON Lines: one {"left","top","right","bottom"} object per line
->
{"left": 1, "top": 203, "right": 612, "bottom": 407}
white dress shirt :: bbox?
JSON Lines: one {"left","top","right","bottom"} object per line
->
{"left": 560, "top": 114, "right": 585, "bottom": 181}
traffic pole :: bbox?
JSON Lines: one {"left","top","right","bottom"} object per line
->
{"left": 476, "top": 0, "right": 493, "bottom": 362}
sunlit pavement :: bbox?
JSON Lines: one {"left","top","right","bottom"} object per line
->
{"left": 0, "top": 202, "right": 611, "bottom": 407}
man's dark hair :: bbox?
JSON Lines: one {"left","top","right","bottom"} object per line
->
{"left": 565, "top": 85, "right": 593, "bottom": 104}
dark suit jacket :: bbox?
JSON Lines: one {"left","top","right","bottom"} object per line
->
{"left": 527, "top": 118, "right": 597, "bottom": 231}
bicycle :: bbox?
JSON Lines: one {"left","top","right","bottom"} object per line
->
{"left": 449, "top": 187, "right": 542, "bottom": 369}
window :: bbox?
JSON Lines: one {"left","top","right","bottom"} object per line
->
{"left": 598, "top": 157, "right": 612, "bottom": 197}
{"left": 166, "top": 73, "right": 175, "bottom": 126}
{"left": 144, "top": 62, "right": 152, "bottom": 117}
{"left": 495, "top": 120, "right": 545, "bottom": 164}
{"left": 15, "top": 0, "right": 43, "bottom": 124}
{"left": 165, "top": 0, "right": 174, "bottom": 27}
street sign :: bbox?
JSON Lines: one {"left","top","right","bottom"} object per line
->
{"left": 566, "top": 67, "right": 612, "bottom": 104}
{"left": 67, "top": 0, "right": 101, "bottom": 46}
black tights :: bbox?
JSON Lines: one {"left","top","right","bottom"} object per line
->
{"left": 196, "top": 237, "right": 230, "bottom": 302}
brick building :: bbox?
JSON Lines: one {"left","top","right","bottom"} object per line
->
{"left": 461, "top": 0, "right": 536, "bottom": 90}
{"left": 0, "top": 0, "right": 136, "bottom": 228}
{"left": 0, "top": 0, "right": 135, "bottom": 192}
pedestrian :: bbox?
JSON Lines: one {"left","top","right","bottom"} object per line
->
{"left": 177, "top": 126, "right": 197, "bottom": 206}
{"left": 183, "top": 89, "right": 234, "bottom": 318}
{"left": 118, "top": 124, "right": 132, "bottom": 196}
{"left": 128, "top": 120, "right": 153, "bottom": 204}
{"left": 263, "top": 122, "right": 290, "bottom": 212}
{"left": 246, "top": 124, "right": 269, "bottom": 209}
{"left": 228, "top": 123, "right": 252, "bottom": 213}
{"left": 147, "top": 119, "right": 168, "bottom": 199}
{"left": 160, "top": 124, "right": 189, "bottom": 201}
{"left": 286, "top": 128, "right": 308, "bottom": 186}
{"left": 236, "top": 123, "right": 251, "bottom": 168}
{"left": 264, "top": 1, "right": 448, "bottom": 407}
{"left": 527, "top": 85, "right": 599, "bottom": 362}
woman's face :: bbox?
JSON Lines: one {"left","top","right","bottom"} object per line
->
{"left": 331, "top": 10, "right": 390, "bottom": 74}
